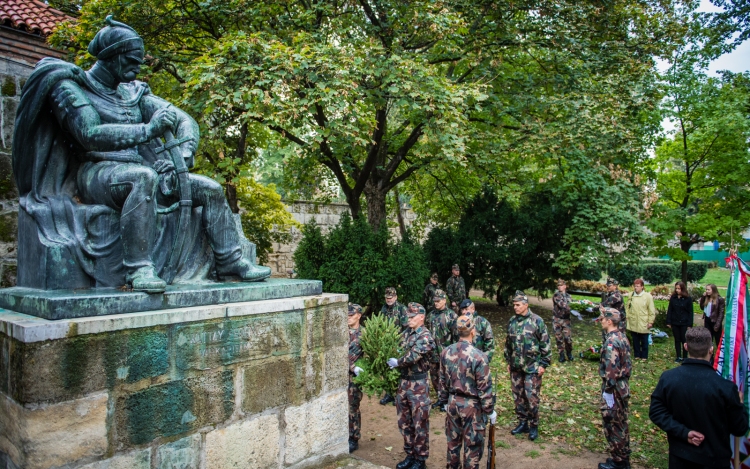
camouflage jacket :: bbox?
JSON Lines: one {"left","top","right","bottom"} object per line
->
{"left": 397, "top": 326, "right": 435, "bottom": 378}
{"left": 504, "top": 310, "right": 552, "bottom": 373}
{"left": 469, "top": 314, "right": 495, "bottom": 362}
{"left": 381, "top": 301, "right": 409, "bottom": 332}
{"left": 349, "top": 327, "right": 363, "bottom": 380}
{"left": 438, "top": 341, "right": 495, "bottom": 413}
{"left": 428, "top": 306, "right": 458, "bottom": 362}
{"left": 602, "top": 290, "right": 625, "bottom": 315}
{"left": 552, "top": 291, "right": 571, "bottom": 319}
{"left": 446, "top": 275, "right": 467, "bottom": 305}
{"left": 599, "top": 330, "right": 631, "bottom": 397}
{"left": 423, "top": 282, "right": 441, "bottom": 309}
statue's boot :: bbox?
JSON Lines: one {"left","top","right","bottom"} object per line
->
{"left": 127, "top": 266, "right": 166, "bottom": 293}
{"left": 199, "top": 185, "right": 271, "bottom": 282}
{"left": 216, "top": 258, "right": 271, "bottom": 282}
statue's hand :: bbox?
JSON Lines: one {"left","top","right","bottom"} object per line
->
{"left": 148, "top": 107, "right": 177, "bottom": 137}
{"left": 153, "top": 159, "right": 176, "bottom": 174}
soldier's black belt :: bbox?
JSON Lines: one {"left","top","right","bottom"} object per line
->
{"left": 449, "top": 391, "right": 479, "bottom": 400}
{"left": 401, "top": 373, "right": 428, "bottom": 381}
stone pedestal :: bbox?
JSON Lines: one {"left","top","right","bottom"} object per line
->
{"left": 0, "top": 293, "right": 349, "bottom": 469}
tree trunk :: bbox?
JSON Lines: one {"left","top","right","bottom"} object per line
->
{"left": 679, "top": 238, "right": 693, "bottom": 283}
{"left": 225, "top": 182, "right": 240, "bottom": 214}
{"left": 364, "top": 182, "right": 388, "bottom": 230}
{"left": 394, "top": 187, "right": 407, "bottom": 238}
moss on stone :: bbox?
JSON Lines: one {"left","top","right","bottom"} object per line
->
{"left": 1, "top": 77, "right": 15, "bottom": 97}
{"left": 61, "top": 336, "right": 90, "bottom": 394}
{"left": 0, "top": 212, "right": 18, "bottom": 243}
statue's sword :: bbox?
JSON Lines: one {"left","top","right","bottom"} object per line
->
{"left": 154, "top": 128, "right": 193, "bottom": 284}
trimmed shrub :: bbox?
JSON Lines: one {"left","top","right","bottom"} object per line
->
{"left": 688, "top": 283, "right": 705, "bottom": 302}
{"left": 642, "top": 263, "right": 677, "bottom": 285}
{"left": 686, "top": 261, "right": 710, "bottom": 283}
{"left": 293, "top": 213, "right": 429, "bottom": 310}
{"left": 650, "top": 284, "right": 672, "bottom": 297}
{"left": 607, "top": 264, "right": 642, "bottom": 287}
{"left": 568, "top": 280, "right": 608, "bottom": 293}
{"left": 573, "top": 263, "right": 604, "bottom": 281}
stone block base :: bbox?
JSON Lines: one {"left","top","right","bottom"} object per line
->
{"left": 0, "top": 293, "right": 348, "bottom": 469}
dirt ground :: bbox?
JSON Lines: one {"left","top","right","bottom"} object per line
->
{"left": 354, "top": 395, "right": 624, "bottom": 469}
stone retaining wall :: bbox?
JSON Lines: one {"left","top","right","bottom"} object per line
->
{"left": 0, "top": 293, "right": 349, "bottom": 469}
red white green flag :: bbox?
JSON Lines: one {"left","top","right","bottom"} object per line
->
{"left": 715, "top": 253, "right": 750, "bottom": 468}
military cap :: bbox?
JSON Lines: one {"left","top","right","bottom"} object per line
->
{"left": 557, "top": 278, "right": 567, "bottom": 286}
{"left": 348, "top": 303, "right": 362, "bottom": 315}
{"left": 512, "top": 290, "right": 528, "bottom": 303}
{"left": 88, "top": 16, "right": 144, "bottom": 60}
{"left": 406, "top": 302, "right": 426, "bottom": 316}
{"left": 600, "top": 307, "right": 621, "bottom": 321}
{"left": 433, "top": 289, "right": 447, "bottom": 301}
{"left": 430, "top": 272, "right": 439, "bottom": 280}
{"left": 384, "top": 287, "right": 397, "bottom": 298}
{"left": 456, "top": 315, "right": 475, "bottom": 332}
{"left": 451, "top": 264, "right": 460, "bottom": 270}
{"left": 459, "top": 298, "right": 473, "bottom": 310}
{"left": 606, "top": 277, "right": 619, "bottom": 286}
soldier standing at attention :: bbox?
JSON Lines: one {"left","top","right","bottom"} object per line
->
{"left": 423, "top": 273, "right": 441, "bottom": 312}
{"left": 504, "top": 291, "right": 551, "bottom": 441}
{"left": 552, "top": 279, "right": 574, "bottom": 363}
{"left": 428, "top": 289, "right": 458, "bottom": 410}
{"left": 597, "top": 308, "right": 632, "bottom": 469}
{"left": 446, "top": 264, "right": 467, "bottom": 313}
{"left": 602, "top": 278, "right": 626, "bottom": 332}
{"left": 387, "top": 303, "right": 436, "bottom": 469}
{"left": 347, "top": 304, "right": 364, "bottom": 453}
{"left": 381, "top": 286, "right": 409, "bottom": 405}
{"left": 459, "top": 299, "right": 495, "bottom": 362}
{"left": 439, "top": 315, "right": 497, "bottom": 469}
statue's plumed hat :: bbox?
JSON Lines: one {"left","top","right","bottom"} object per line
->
{"left": 88, "top": 16, "right": 144, "bottom": 60}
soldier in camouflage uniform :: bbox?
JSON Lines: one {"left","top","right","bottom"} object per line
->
{"left": 552, "top": 279, "right": 574, "bottom": 363}
{"left": 439, "top": 315, "right": 496, "bottom": 469}
{"left": 459, "top": 299, "right": 495, "bottom": 362}
{"left": 381, "top": 286, "right": 409, "bottom": 405}
{"left": 387, "top": 303, "right": 436, "bottom": 469}
{"left": 597, "top": 308, "right": 632, "bottom": 469}
{"left": 446, "top": 264, "right": 467, "bottom": 313}
{"left": 348, "top": 304, "right": 364, "bottom": 453}
{"left": 504, "top": 291, "right": 551, "bottom": 441}
{"left": 428, "top": 289, "right": 458, "bottom": 410}
{"left": 601, "top": 278, "right": 626, "bottom": 333}
{"left": 424, "top": 273, "right": 441, "bottom": 311}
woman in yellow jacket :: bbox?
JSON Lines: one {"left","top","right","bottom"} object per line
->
{"left": 626, "top": 278, "right": 656, "bottom": 360}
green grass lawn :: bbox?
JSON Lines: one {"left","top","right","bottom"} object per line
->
{"left": 476, "top": 301, "right": 676, "bottom": 469}
{"left": 699, "top": 268, "right": 730, "bottom": 287}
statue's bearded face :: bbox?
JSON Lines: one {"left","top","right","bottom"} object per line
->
{"left": 107, "top": 48, "right": 145, "bottom": 83}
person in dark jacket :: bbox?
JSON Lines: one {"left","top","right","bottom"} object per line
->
{"left": 666, "top": 281, "right": 694, "bottom": 362}
{"left": 649, "top": 327, "right": 748, "bottom": 469}
{"left": 698, "top": 284, "right": 725, "bottom": 346}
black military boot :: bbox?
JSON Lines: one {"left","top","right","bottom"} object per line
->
{"left": 528, "top": 426, "right": 539, "bottom": 441}
{"left": 431, "top": 401, "right": 446, "bottom": 411}
{"left": 511, "top": 421, "right": 529, "bottom": 435}
{"left": 396, "top": 456, "right": 415, "bottom": 469}
{"left": 598, "top": 458, "right": 630, "bottom": 469}
{"left": 567, "top": 351, "right": 575, "bottom": 362}
{"left": 558, "top": 352, "right": 566, "bottom": 363}
{"left": 408, "top": 459, "right": 427, "bottom": 469}
{"left": 380, "top": 393, "right": 395, "bottom": 405}
{"left": 348, "top": 439, "right": 358, "bottom": 453}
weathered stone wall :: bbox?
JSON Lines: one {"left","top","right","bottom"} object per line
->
{"left": 0, "top": 294, "right": 349, "bottom": 469}
{"left": 0, "top": 58, "right": 29, "bottom": 289}
{"left": 267, "top": 200, "right": 419, "bottom": 277}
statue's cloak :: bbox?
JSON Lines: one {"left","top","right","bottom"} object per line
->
{"left": 13, "top": 58, "right": 213, "bottom": 288}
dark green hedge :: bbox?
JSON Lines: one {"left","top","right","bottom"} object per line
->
{"left": 607, "top": 264, "right": 642, "bottom": 286}
{"left": 642, "top": 263, "right": 677, "bottom": 285}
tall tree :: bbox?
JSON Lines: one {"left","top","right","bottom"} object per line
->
{"left": 648, "top": 56, "right": 750, "bottom": 281}
{"left": 53, "top": 0, "right": 687, "bottom": 230}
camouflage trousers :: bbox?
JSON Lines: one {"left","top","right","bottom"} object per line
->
{"left": 510, "top": 370, "right": 542, "bottom": 426}
{"left": 553, "top": 317, "right": 573, "bottom": 354}
{"left": 429, "top": 361, "right": 444, "bottom": 402}
{"left": 445, "top": 395, "right": 486, "bottom": 469}
{"left": 348, "top": 381, "right": 363, "bottom": 441}
{"left": 396, "top": 377, "right": 431, "bottom": 460}
{"left": 601, "top": 393, "right": 630, "bottom": 462}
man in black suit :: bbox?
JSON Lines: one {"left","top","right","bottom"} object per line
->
{"left": 649, "top": 327, "right": 748, "bottom": 469}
